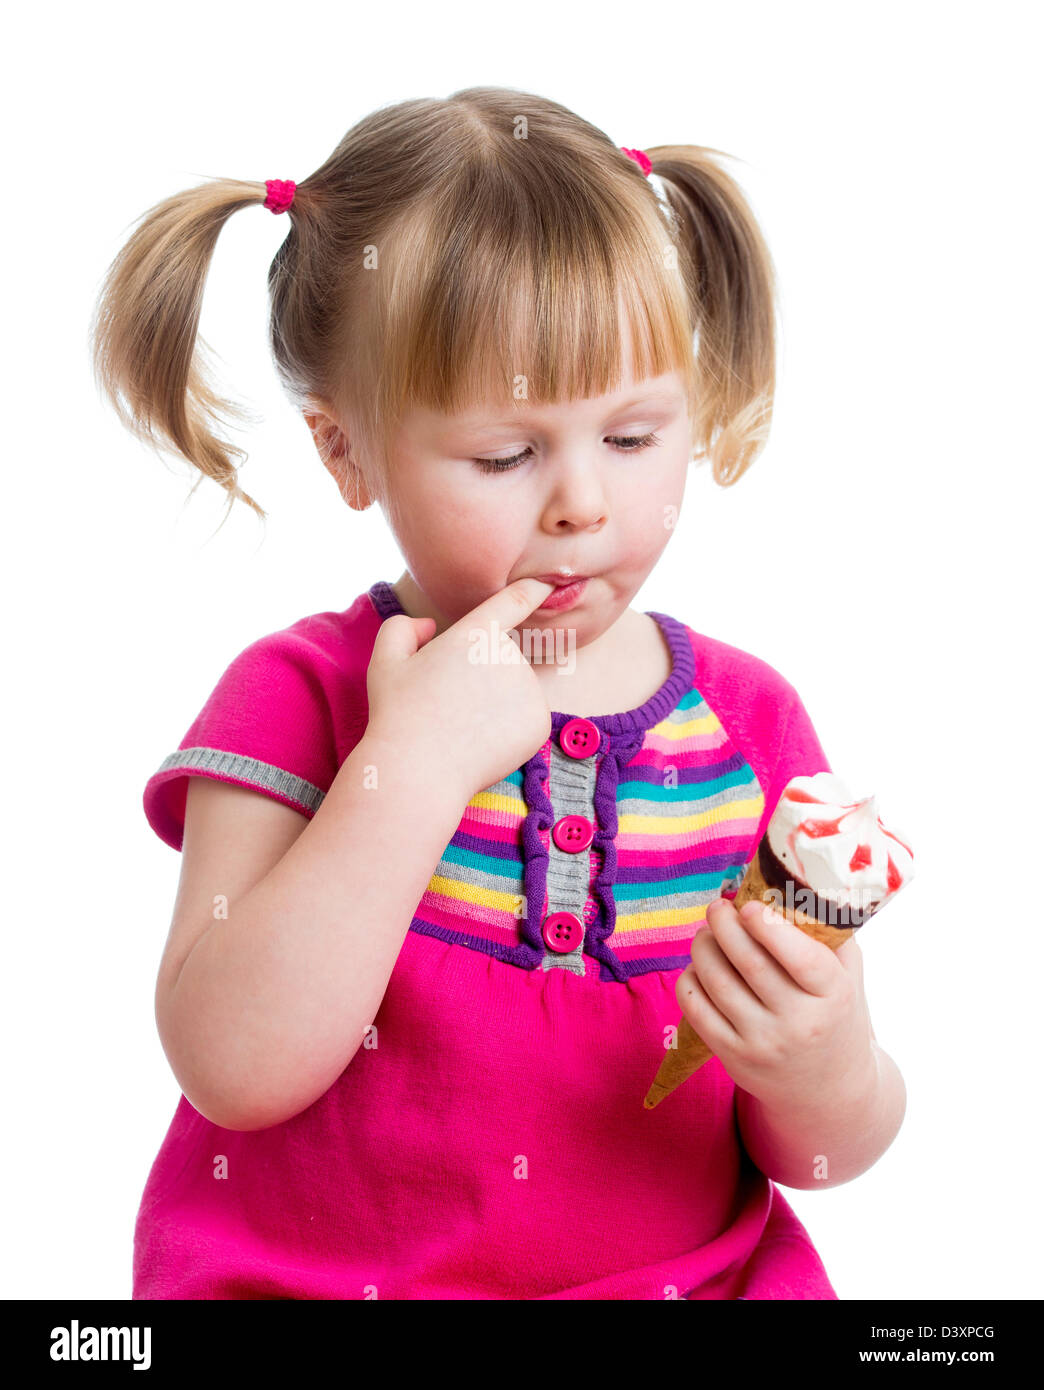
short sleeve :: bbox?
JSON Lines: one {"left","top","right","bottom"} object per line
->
{"left": 756, "top": 686, "right": 832, "bottom": 845}
{"left": 682, "top": 627, "right": 833, "bottom": 861}
{"left": 143, "top": 629, "right": 342, "bottom": 852}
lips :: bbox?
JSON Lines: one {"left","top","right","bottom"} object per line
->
{"left": 534, "top": 574, "right": 589, "bottom": 586}
{"left": 534, "top": 577, "right": 588, "bottom": 612}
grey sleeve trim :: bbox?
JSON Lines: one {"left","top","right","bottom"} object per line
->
{"left": 155, "top": 747, "right": 326, "bottom": 817}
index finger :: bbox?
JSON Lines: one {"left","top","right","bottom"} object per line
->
{"left": 446, "top": 577, "right": 557, "bottom": 641}
{"left": 737, "top": 899, "right": 845, "bottom": 998}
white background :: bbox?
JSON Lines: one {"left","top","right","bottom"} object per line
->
{"left": 5, "top": 0, "right": 1040, "bottom": 1301}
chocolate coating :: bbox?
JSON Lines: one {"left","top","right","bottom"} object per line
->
{"left": 758, "top": 837, "right": 880, "bottom": 929}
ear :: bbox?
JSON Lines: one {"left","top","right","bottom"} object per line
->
{"left": 302, "top": 401, "right": 374, "bottom": 511}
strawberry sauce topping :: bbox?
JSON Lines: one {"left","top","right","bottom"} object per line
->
{"left": 849, "top": 842, "right": 873, "bottom": 872}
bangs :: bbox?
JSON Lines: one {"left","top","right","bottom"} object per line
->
{"left": 356, "top": 158, "right": 698, "bottom": 464}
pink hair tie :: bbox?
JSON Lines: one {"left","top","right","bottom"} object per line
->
{"left": 621, "top": 147, "right": 652, "bottom": 177}
{"left": 264, "top": 178, "right": 296, "bottom": 214}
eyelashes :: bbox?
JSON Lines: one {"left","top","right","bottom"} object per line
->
{"left": 473, "top": 432, "right": 663, "bottom": 474}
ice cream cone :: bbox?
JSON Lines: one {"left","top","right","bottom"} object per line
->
{"left": 643, "top": 771, "right": 913, "bottom": 1111}
{"left": 730, "top": 846, "right": 856, "bottom": 951}
{"left": 642, "top": 856, "right": 853, "bottom": 1110}
{"left": 643, "top": 1017, "right": 715, "bottom": 1110}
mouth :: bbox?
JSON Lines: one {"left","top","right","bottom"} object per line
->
{"left": 533, "top": 576, "right": 590, "bottom": 612}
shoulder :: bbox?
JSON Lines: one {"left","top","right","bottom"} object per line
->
{"left": 667, "top": 617, "right": 831, "bottom": 836}
{"left": 186, "top": 594, "right": 383, "bottom": 754}
{"left": 144, "top": 589, "right": 384, "bottom": 851}
{"left": 230, "top": 590, "right": 383, "bottom": 686}
{"left": 672, "top": 619, "right": 804, "bottom": 724}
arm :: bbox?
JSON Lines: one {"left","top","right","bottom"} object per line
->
{"left": 734, "top": 939, "right": 907, "bottom": 1190}
{"left": 158, "top": 733, "right": 470, "bottom": 1132}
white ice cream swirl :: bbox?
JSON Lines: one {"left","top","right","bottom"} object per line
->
{"left": 766, "top": 772, "right": 915, "bottom": 916}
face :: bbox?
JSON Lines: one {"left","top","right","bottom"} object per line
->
{"left": 314, "top": 323, "right": 693, "bottom": 649}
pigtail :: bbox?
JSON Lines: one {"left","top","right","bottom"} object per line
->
{"left": 88, "top": 177, "right": 271, "bottom": 522}
{"left": 643, "top": 146, "right": 777, "bottom": 485}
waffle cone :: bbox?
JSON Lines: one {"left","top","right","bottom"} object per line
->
{"left": 643, "top": 847, "right": 853, "bottom": 1109}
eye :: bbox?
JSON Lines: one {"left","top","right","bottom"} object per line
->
{"left": 474, "top": 432, "right": 663, "bottom": 474}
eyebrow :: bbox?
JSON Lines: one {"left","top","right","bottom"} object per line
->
{"left": 451, "top": 388, "right": 686, "bottom": 434}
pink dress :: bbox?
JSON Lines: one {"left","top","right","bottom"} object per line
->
{"left": 134, "top": 580, "right": 838, "bottom": 1300}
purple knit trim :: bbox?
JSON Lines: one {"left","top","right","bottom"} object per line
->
{"left": 368, "top": 580, "right": 405, "bottom": 621}
{"left": 574, "top": 732, "right": 626, "bottom": 979}
{"left": 406, "top": 915, "right": 545, "bottom": 969}
{"left": 520, "top": 743, "right": 553, "bottom": 953}
{"left": 366, "top": 581, "right": 695, "bottom": 734}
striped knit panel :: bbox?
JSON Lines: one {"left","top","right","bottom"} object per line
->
{"left": 607, "top": 685, "right": 764, "bottom": 971}
{"left": 409, "top": 768, "right": 534, "bottom": 965}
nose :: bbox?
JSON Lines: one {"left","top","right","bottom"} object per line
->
{"left": 540, "top": 458, "right": 609, "bottom": 533}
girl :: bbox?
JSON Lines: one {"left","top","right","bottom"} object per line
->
{"left": 91, "top": 86, "right": 905, "bottom": 1300}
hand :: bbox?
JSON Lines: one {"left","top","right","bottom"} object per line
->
{"left": 365, "top": 577, "right": 557, "bottom": 803}
{"left": 675, "top": 896, "right": 877, "bottom": 1110}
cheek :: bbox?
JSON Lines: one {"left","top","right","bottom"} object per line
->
{"left": 616, "top": 490, "right": 679, "bottom": 563}
{"left": 406, "top": 488, "right": 527, "bottom": 588}
{"left": 623, "top": 455, "right": 688, "bottom": 549}
{"left": 399, "top": 484, "right": 485, "bottom": 546}
{"left": 455, "top": 505, "right": 521, "bottom": 563}
{"left": 449, "top": 492, "right": 529, "bottom": 562}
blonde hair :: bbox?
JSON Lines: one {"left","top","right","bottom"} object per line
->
{"left": 89, "top": 86, "right": 777, "bottom": 523}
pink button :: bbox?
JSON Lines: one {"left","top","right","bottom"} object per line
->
{"left": 560, "top": 717, "right": 601, "bottom": 758}
{"left": 552, "top": 815, "right": 594, "bottom": 854}
{"left": 541, "top": 911, "right": 583, "bottom": 953}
